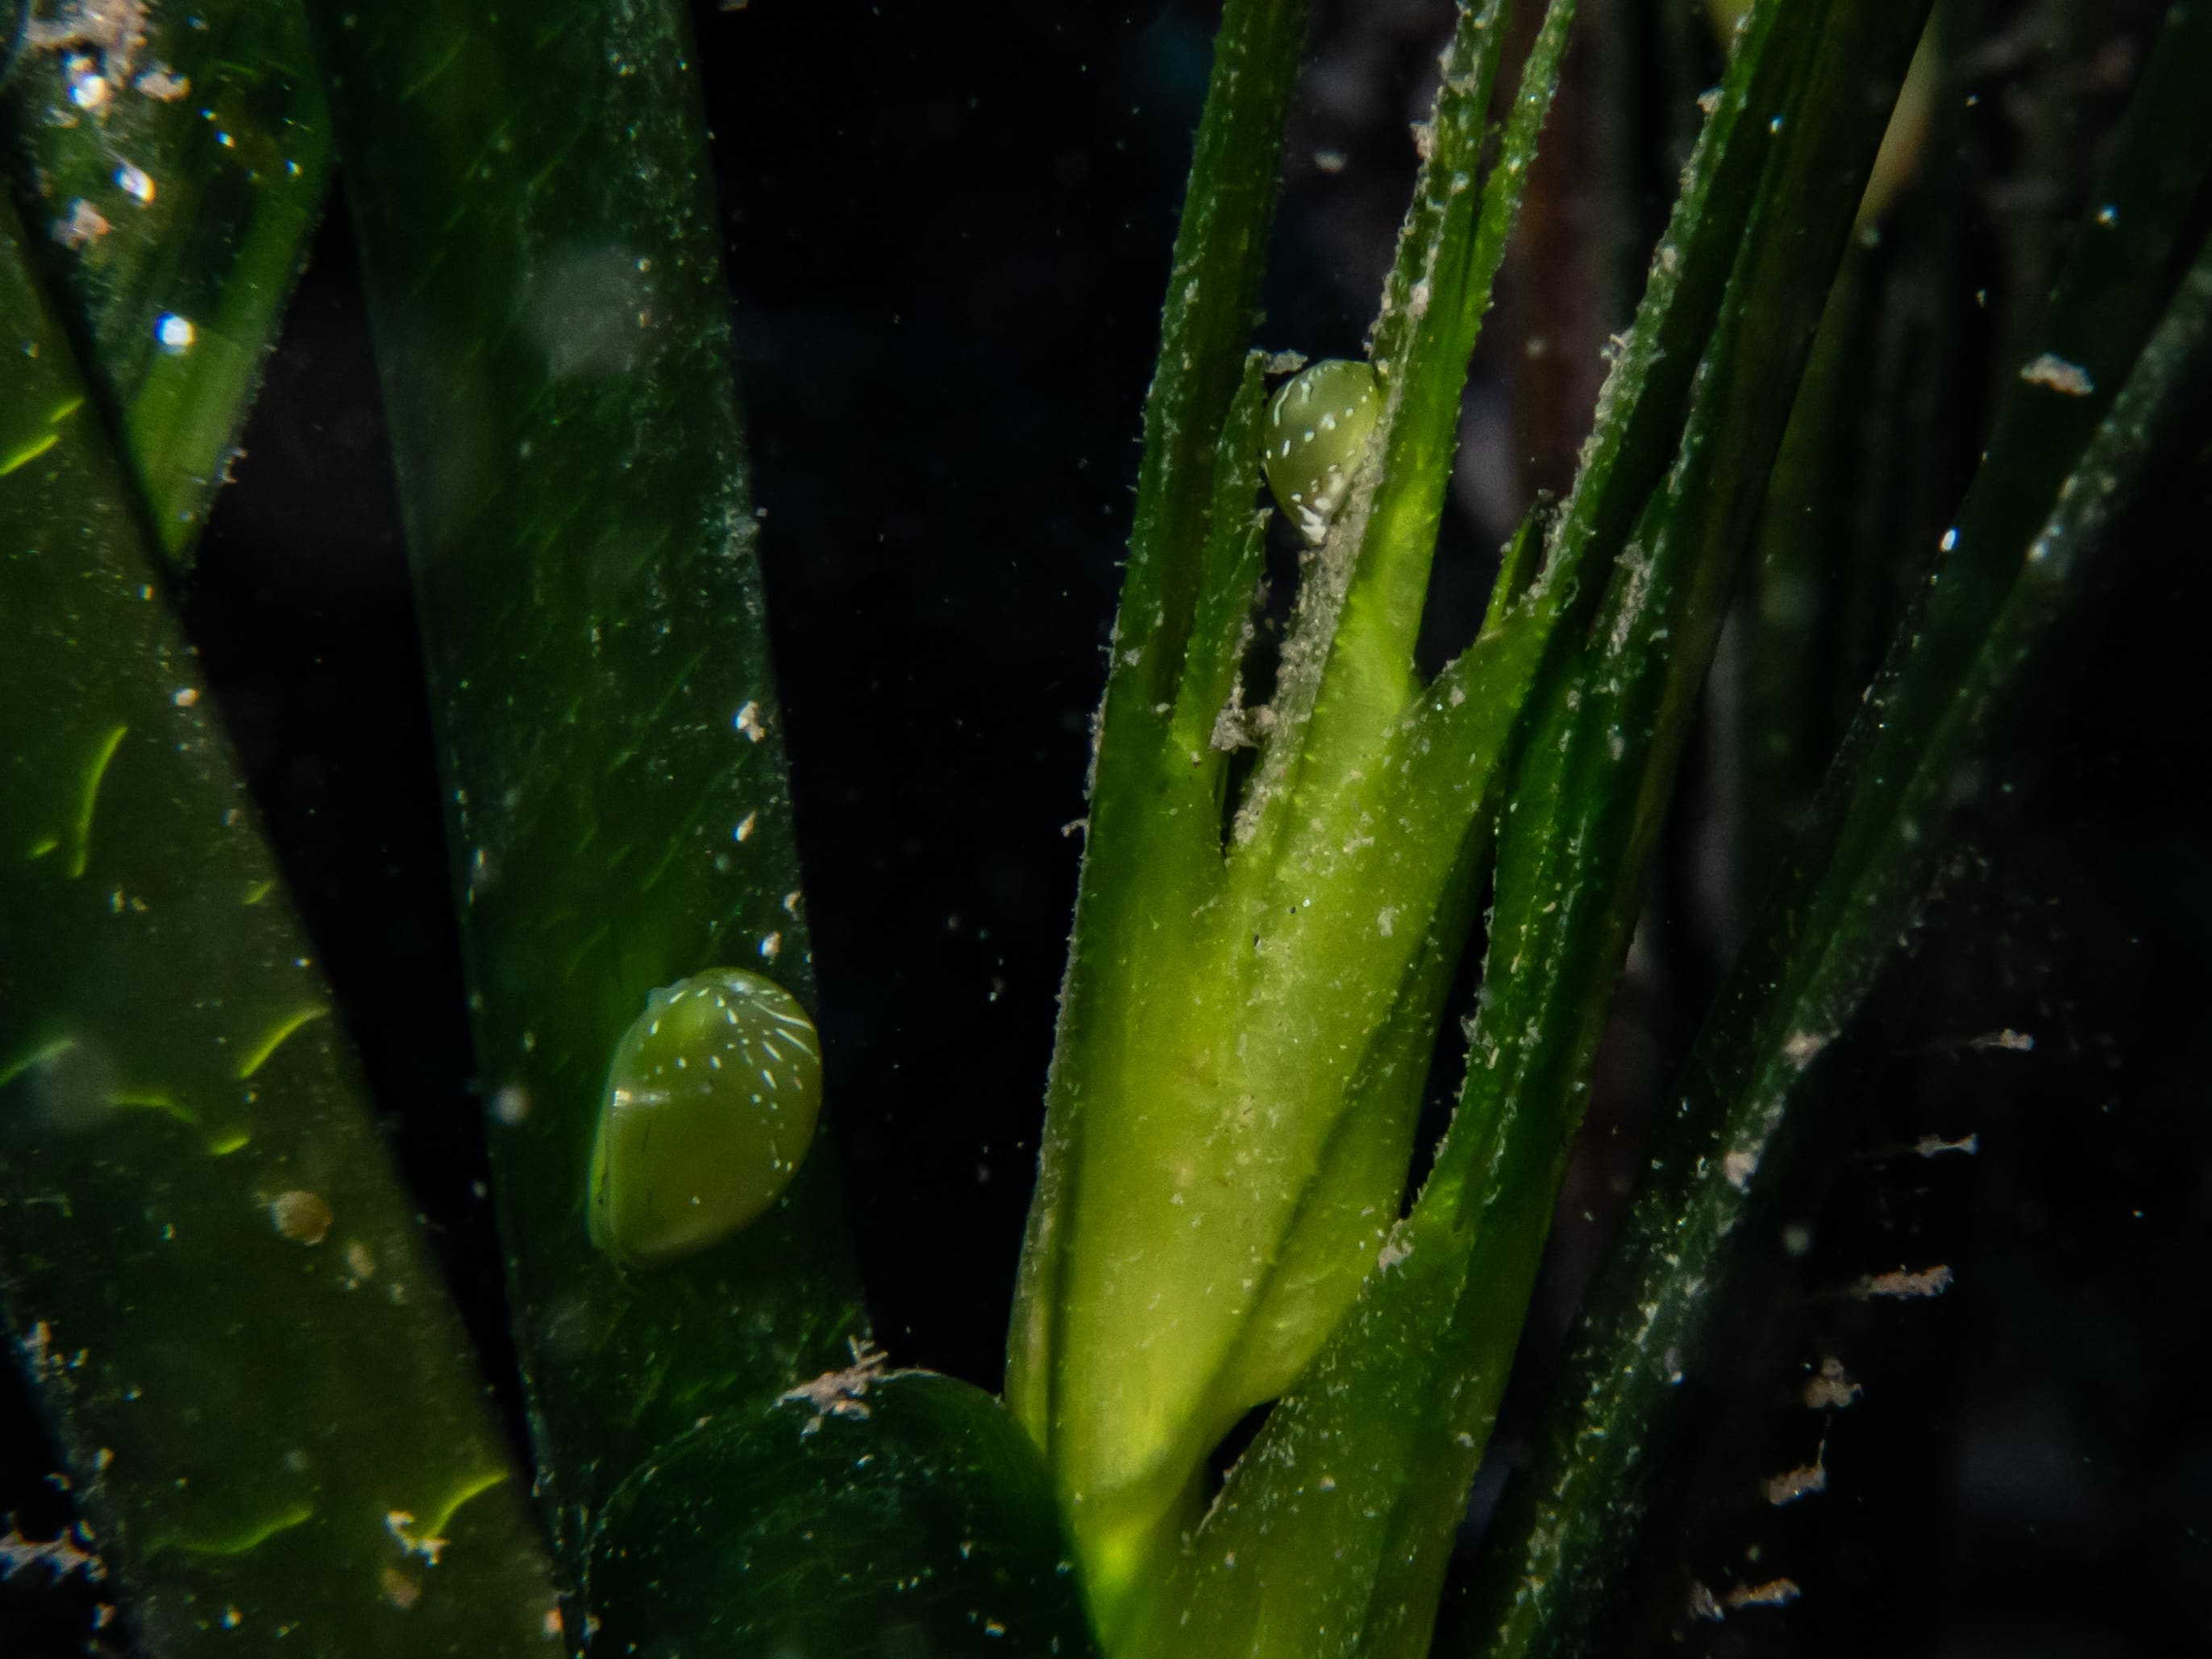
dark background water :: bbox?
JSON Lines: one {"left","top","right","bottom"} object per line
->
{"left": 7, "top": 1, "right": 2210, "bottom": 1653}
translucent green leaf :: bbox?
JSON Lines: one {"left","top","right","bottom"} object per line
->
{"left": 1002, "top": 0, "right": 1312, "bottom": 1624}
{"left": 586, "top": 1368, "right": 1100, "bottom": 1659}
{"left": 0, "top": 189, "right": 555, "bottom": 1659}
{"left": 2, "top": 0, "right": 329, "bottom": 559}
{"left": 298, "top": 0, "right": 868, "bottom": 1590}
{"left": 1114, "top": 6, "right": 1936, "bottom": 1656}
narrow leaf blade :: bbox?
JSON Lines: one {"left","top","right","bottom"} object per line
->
{"left": 1458, "top": 14, "right": 2212, "bottom": 1643}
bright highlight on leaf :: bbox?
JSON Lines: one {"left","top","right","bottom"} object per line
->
{"left": 1261, "top": 357, "right": 1379, "bottom": 542}
{"left": 588, "top": 968, "right": 824, "bottom": 1268}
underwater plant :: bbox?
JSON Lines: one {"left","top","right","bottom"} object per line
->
{"left": 4, "top": 1, "right": 2209, "bottom": 1656}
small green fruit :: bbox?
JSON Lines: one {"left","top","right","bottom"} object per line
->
{"left": 1262, "top": 358, "right": 1381, "bottom": 543}
{"left": 587, "top": 968, "right": 823, "bottom": 1268}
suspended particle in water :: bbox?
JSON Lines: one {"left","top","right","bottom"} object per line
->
{"left": 268, "top": 1190, "right": 332, "bottom": 1245}
{"left": 2019, "top": 351, "right": 2094, "bottom": 397}
{"left": 1261, "top": 358, "right": 1381, "bottom": 543}
{"left": 587, "top": 968, "right": 823, "bottom": 1267}
{"left": 64, "top": 55, "right": 109, "bottom": 112}
{"left": 52, "top": 199, "right": 109, "bottom": 250}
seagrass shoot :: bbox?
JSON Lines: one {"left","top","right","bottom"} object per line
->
{"left": 4, "top": 0, "right": 2204, "bottom": 1657}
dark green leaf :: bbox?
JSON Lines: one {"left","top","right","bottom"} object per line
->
{"left": 299, "top": 0, "right": 867, "bottom": 1584}
{"left": 1, "top": 189, "right": 554, "bottom": 1659}
{"left": 1457, "top": 13, "right": 2212, "bottom": 1649}
{"left": 2, "top": 0, "right": 329, "bottom": 558}
{"left": 585, "top": 1369, "right": 1100, "bottom": 1659}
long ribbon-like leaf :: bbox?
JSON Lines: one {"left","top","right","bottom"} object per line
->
{"left": 2, "top": 0, "right": 329, "bottom": 558}
{"left": 1458, "top": 11, "right": 2212, "bottom": 1648}
{"left": 1003, "top": 0, "right": 1311, "bottom": 1627}
{"left": 301, "top": 0, "right": 868, "bottom": 1595}
{"left": 1, "top": 189, "right": 555, "bottom": 1659}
